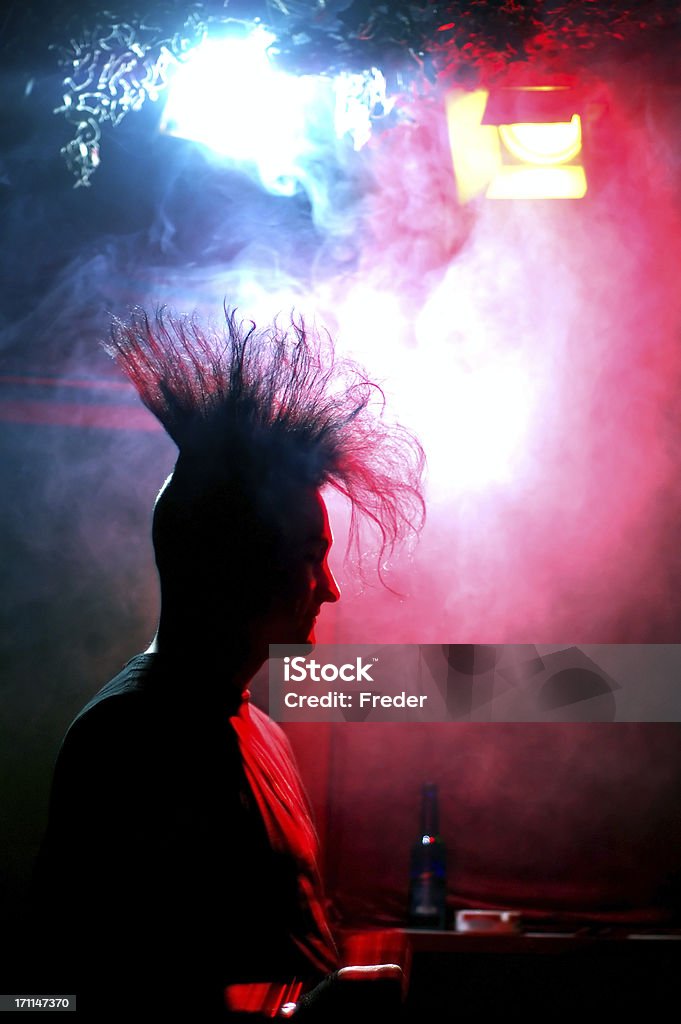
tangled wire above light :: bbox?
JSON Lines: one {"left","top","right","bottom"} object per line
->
{"left": 50, "top": 1, "right": 681, "bottom": 186}
{"left": 53, "top": 9, "right": 207, "bottom": 185}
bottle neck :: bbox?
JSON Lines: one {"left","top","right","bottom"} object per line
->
{"left": 420, "top": 783, "right": 439, "bottom": 839}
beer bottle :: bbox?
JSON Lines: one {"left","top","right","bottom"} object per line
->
{"left": 407, "top": 782, "right": 447, "bottom": 928}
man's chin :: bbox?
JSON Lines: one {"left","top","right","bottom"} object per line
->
{"left": 275, "top": 629, "right": 316, "bottom": 657}
{"left": 291, "top": 626, "right": 316, "bottom": 654}
{"left": 294, "top": 633, "right": 315, "bottom": 655}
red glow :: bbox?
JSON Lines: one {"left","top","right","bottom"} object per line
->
{"left": 224, "top": 981, "right": 302, "bottom": 1016}
{"left": 315, "top": 72, "right": 681, "bottom": 644}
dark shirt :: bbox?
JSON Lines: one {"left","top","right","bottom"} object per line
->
{"left": 31, "top": 654, "right": 337, "bottom": 1020}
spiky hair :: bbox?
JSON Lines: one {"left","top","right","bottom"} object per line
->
{"left": 105, "top": 306, "right": 425, "bottom": 572}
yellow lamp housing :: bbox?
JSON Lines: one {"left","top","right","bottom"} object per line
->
{"left": 447, "top": 87, "right": 587, "bottom": 202}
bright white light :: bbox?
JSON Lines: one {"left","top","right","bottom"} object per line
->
{"left": 401, "top": 351, "right": 534, "bottom": 494}
{"left": 444, "top": 360, "right": 534, "bottom": 489}
{"left": 161, "top": 28, "right": 313, "bottom": 194}
{"left": 335, "top": 282, "right": 534, "bottom": 494}
{"left": 335, "top": 287, "right": 408, "bottom": 364}
{"left": 402, "top": 257, "right": 540, "bottom": 494}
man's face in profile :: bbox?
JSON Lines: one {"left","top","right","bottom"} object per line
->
{"left": 251, "top": 488, "right": 340, "bottom": 653}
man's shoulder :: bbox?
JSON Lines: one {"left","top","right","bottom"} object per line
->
{"left": 79, "top": 651, "right": 153, "bottom": 706}
{"left": 63, "top": 654, "right": 156, "bottom": 751}
{"left": 48, "top": 656, "right": 162, "bottom": 799}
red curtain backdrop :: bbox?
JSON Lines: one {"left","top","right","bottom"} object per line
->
{"left": 286, "top": 722, "right": 681, "bottom": 927}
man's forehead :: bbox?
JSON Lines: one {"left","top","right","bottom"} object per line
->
{"left": 278, "top": 487, "right": 332, "bottom": 544}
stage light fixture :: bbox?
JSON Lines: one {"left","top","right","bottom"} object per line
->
{"left": 446, "top": 88, "right": 587, "bottom": 202}
{"left": 160, "top": 26, "right": 313, "bottom": 194}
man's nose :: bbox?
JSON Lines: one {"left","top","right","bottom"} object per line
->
{"left": 319, "top": 562, "right": 341, "bottom": 604}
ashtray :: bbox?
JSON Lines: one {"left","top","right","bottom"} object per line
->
{"left": 455, "top": 910, "right": 521, "bottom": 934}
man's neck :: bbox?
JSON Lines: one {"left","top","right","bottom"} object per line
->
{"left": 147, "top": 616, "right": 266, "bottom": 697}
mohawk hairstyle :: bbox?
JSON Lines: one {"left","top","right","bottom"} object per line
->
{"left": 105, "top": 306, "right": 425, "bottom": 575}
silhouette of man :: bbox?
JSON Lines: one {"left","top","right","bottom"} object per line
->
{"left": 31, "top": 309, "right": 424, "bottom": 1020}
